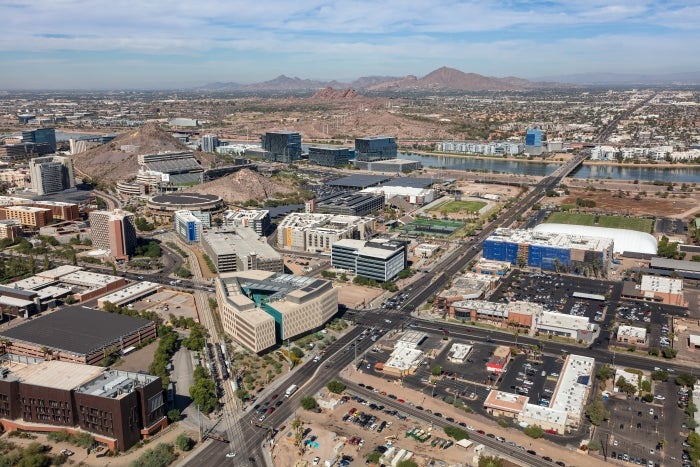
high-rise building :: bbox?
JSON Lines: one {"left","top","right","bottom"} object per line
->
{"left": 173, "top": 210, "right": 202, "bottom": 243}
{"left": 89, "top": 209, "right": 137, "bottom": 261}
{"left": 354, "top": 136, "right": 397, "bottom": 162}
{"left": 201, "top": 134, "right": 219, "bottom": 153}
{"left": 261, "top": 131, "right": 302, "bottom": 163}
{"left": 22, "top": 128, "right": 56, "bottom": 154}
{"left": 525, "top": 128, "right": 546, "bottom": 156}
{"left": 28, "top": 155, "right": 75, "bottom": 195}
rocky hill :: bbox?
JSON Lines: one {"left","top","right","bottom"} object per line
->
{"left": 197, "top": 66, "right": 569, "bottom": 92}
{"left": 71, "top": 122, "right": 189, "bottom": 183}
{"left": 310, "top": 87, "right": 359, "bottom": 99}
{"left": 184, "top": 168, "right": 297, "bottom": 204}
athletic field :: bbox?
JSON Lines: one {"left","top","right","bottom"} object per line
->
{"left": 428, "top": 200, "right": 487, "bottom": 214}
{"left": 545, "top": 212, "right": 653, "bottom": 233}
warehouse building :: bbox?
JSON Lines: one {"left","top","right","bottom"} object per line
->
{"left": 0, "top": 355, "right": 165, "bottom": 451}
{"left": 97, "top": 281, "right": 162, "bottom": 309}
{"left": 216, "top": 271, "right": 338, "bottom": 353}
{"left": 0, "top": 306, "right": 156, "bottom": 365}
{"left": 360, "top": 185, "right": 435, "bottom": 205}
{"left": 276, "top": 213, "right": 375, "bottom": 253}
{"left": 483, "top": 228, "right": 613, "bottom": 276}
{"left": 331, "top": 238, "right": 407, "bottom": 282}
{"left": 201, "top": 227, "right": 283, "bottom": 273}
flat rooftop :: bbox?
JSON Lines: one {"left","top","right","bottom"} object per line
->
{"left": 326, "top": 175, "right": 391, "bottom": 189}
{"left": 0, "top": 307, "right": 153, "bottom": 356}
{"left": 381, "top": 177, "right": 436, "bottom": 188}
{"left": 10, "top": 360, "right": 103, "bottom": 391}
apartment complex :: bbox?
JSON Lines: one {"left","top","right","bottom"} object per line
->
{"left": 29, "top": 155, "right": 76, "bottom": 195}
{"left": 224, "top": 209, "right": 271, "bottom": 236}
{"left": 276, "top": 213, "right": 375, "bottom": 253}
{"left": 201, "top": 227, "right": 283, "bottom": 273}
{"left": 173, "top": 210, "right": 202, "bottom": 243}
{"left": 0, "top": 356, "right": 165, "bottom": 451}
{"left": 0, "top": 206, "right": 52, "bottom": 228}
{"left": 261, "top": 131, "right": 302, "bottom": 163}
{"left": 331, "top": 238, "right": 407, "bottom": 282}
{"left": 354, "top": 136, "right": 397, "bottom": 162}
{"left": 0, "top": 220, "right": 21, "bottom": 241}
{"left": 216, "top": 271, "right": 338, "bottom": 353}
{"left": 89, "top": 209, "right": 137, "bottom": 261}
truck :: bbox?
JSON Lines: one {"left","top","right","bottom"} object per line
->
{"left": 285, "top": 384, "right": 298, "bottom": 398}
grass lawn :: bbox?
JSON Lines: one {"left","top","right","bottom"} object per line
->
{"left": 545, "top": 212, "right": 653, "bottom": 233}
{"left": 428, "top": 200, "right": 487, "bottom": 213}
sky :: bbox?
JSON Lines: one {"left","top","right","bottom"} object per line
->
{"left": 0, "top": 0, "right": 698, "bottom": 89}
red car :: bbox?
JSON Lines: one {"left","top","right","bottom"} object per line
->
{"left": 476, "top": 429, "right": 486, "bottom": 435}
{"left": 397, "top": 399, "right": 405, "bottom": 403}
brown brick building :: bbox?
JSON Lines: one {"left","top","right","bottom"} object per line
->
{"left": 0, "top": 356, "right": 166, "bottom": 451}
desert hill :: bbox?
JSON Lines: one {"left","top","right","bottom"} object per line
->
{"left": 70, "top": 123, "right": 215, "bottom": 184}
{"left": 183, "top": 168, "right": 297, "bottom": 204}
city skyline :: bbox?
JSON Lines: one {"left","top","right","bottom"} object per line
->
{"left": 1, "top": 0, "right": 698, "bottom": 90}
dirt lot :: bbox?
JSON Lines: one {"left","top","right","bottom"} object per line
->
{"left": 131, "top": 290, "right": 199, "bottom": 324}
{"left": 555, "top": 188, "right": 699, "bottom": 218}
{"left": 337, "top": 284, "right": 385, "bottom": 309}
{"left": 114, "top": 340, "right": 159, "bottom": 373}
{"left": 271, "top": 367, "right": 594, "bottom": 467}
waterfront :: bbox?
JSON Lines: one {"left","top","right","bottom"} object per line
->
{"left": 400, "top": 152, "right": 700, "bottom": 183}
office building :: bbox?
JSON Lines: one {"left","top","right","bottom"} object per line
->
{"left": 224, "top": 209, "right": 270, "bottom": 236}
{"left": 29, "top": 155, "right": 76, "bottom": 195}
{"left": 483, "top": 228, "right": 613, "bottom": 276}
{"left": 331, "top": 238, "right": 407, "bottom": 282}
{"left": 354, "top": 136, "right": 397, "bottom": 162}
{"left": 308, "top": 146, "right": 352, "bottom": 166}
{"left": 525, "top": 128, "right": 545, "bottom": 156}
{"left": 0, "top": 355, "right": 165, "bottom": 452}
{"left": 0, "top": 143, "right": 40, "bottom": 162}
{"left": 22, "top": 128, "right": 56, "bottom": 154}
{"left": 277, "top": 213, "right": 375, "bottom": 253}
{"left": 354, "top": 159, "right": 422, "bottom": 172}
{"left": 216, "top": 271, "right": 338, "bottom": 353}
{"left": 89, "top": 209, "right": 137, "bottom": 261}
{"left": 616, "top": 325, "right": 648, "bottom": 346}
{"left": 201, "top": 227, "right": 283, "bottom": 273}
{"left": 261, "top": 131, "right": 302, "bottom": 163}
{"left": 201, "top": 134, "right": 219, "bottom": 153}
{"left": 0, "top": 206, "right": 52, "bottom": 228}
{"left": 314, "top": 191, "right": 384, "bottom": 216}
{"left": 173, "top": 210, "right": 202, "bottom": 243}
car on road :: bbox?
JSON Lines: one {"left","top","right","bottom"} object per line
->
{"left": 226, "top": 452, "right": 237, "bottom": 458}
{"left": 476, "top": 429, "right": 485, "bottom": 435}
{"left": 258, "top": 414, "right": 266, "bottom": 422}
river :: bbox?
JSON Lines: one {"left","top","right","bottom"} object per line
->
{"left": 399, "top": 152, "right": 700, "bottom": 183}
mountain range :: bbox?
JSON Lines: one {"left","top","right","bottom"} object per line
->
{"left": 196, "top": 66, "right": 569, "bottom": 92}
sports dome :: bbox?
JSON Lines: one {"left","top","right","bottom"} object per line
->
{"left": 533, "top": 223, "right": 657, "bottom": 255}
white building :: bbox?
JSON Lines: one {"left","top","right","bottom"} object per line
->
{"left": 360, "top": 186, "right": 435, "bottom": 205}
{"left": 535, "top": 311, "right": 598, "bottom": 342}
{"left": 173, "top": 210, "right": 203, "bottom": 243}
{"left": 616, "top": 325, "right": 648, "bottom": 346}
{"left": 415, "top": 243, "right": 440, "bottom": 258}
{"left": 224, "top": 209, "right": 270, "bottom": 236}
{"left": 277, "top": 212, "right": 375, "bottom": 253}
{"left": 549, "top": 354, "right": 595, "bottom": 430}
{"left": 447, "top": 343, "right": 473, "bottom": 363}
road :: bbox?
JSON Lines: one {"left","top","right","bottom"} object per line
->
{"left": 184, "top": 154, "right": 591, "bottom": 465}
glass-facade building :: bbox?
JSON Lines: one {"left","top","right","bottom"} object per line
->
{"left": 261, "top": 131, "right": 302, "bottom": 163}
{"left": 354, "top": 136, "right": 397, "bottom": 162}
{"left": 308, "top": 146, "right": 352, "bottom": 166}
{"left": 525, "top": 129, "right": 543, "bottom": 147}
{"left": 22, "top": 128, "right": 56, "bottom": 154}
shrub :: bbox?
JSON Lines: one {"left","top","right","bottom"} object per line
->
{"left": 175, "top": 434, "right": 194, "bottom": 452}
{"left": 129, "top": 443, "right": 177, "bottom": 467}
{"left": 327, "top": 381, "right": 346, "bottom": 394}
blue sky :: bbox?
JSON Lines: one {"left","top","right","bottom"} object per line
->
{"left": 0, "top": 0, "right": 698, "bottom": 89}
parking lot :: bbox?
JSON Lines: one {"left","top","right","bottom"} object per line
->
{"left": 498, "top": 355, "right": 564, "bottom": 406}
{"left": 614, "top": 301, "right": 686, "bottom": 350}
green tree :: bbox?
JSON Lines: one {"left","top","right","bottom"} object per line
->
{"left": 300, "top": 397, "right": 318, "bottom": 411}
{"left": 396, "top": 461, "right": 418, "bottom": 467}
{"left": 676, "top": 373, "right": 697, "bottom": 387}
{"left": 596, "top": 365, "right": 614, "bottom": 381}
{"left": 443, "top": 426, "right": 469, "bottom": 441}
{"left": 585, "top": 399, "right": 610, "bottom": 426}
{"left": 167, "top": 409, "right": 181, "bottom": 423}
{"left": 290, "top": 347, "right": 304, "bottom": 359}
{"left": 431, "top": 366, "right": 442, "bottom": 376}
{"left": 587, "top": 439, "right": 601, "bottom": 451}
{"left": 478, "top": 456, "right": 504, "bottom": 467}
{"left": 176, "top": 434, "right": 194, "bottom": 451}
{"left": 651, "top": 370, "right": 669, "bottom": 382}
{"left": 366, "top": 451, "right": 382, "bottom": 463}
{"left": 524, "top": 425, "right": 544, "bottom": 439}
{"left": 326, "top": 380, "right": 346, "bottom": 394}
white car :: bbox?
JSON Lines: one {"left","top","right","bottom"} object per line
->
{"left": 613, "top": 440, "right": 619, "bottom": 446}
{"left": 466, "top": 425, "right": 475, "bottom": 431}
{"left": 313, "top": 457, "right": 321, "bottom": 465}
{"left": 226, "top": 452, "right": 237, "bottom": 458}
{"left": 655, "top": 395, "right": 665, "bottom": 401}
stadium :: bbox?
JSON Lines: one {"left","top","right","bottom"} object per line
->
{"left": 533, "top": 223, "right": 658, "bottom": 255}
{"left": 147, "top": 192, "right": 225, "bottom": 220}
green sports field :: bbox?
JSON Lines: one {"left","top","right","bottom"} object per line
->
{"left": 545, "top": 212, "right": 653, "bottom": 233}
{"left": 428, "top": 200, "right": 487, "bottom": 214}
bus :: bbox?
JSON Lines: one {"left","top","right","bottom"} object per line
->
{"left": 285, "top": 384, "right": 298, "bottom": 397}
